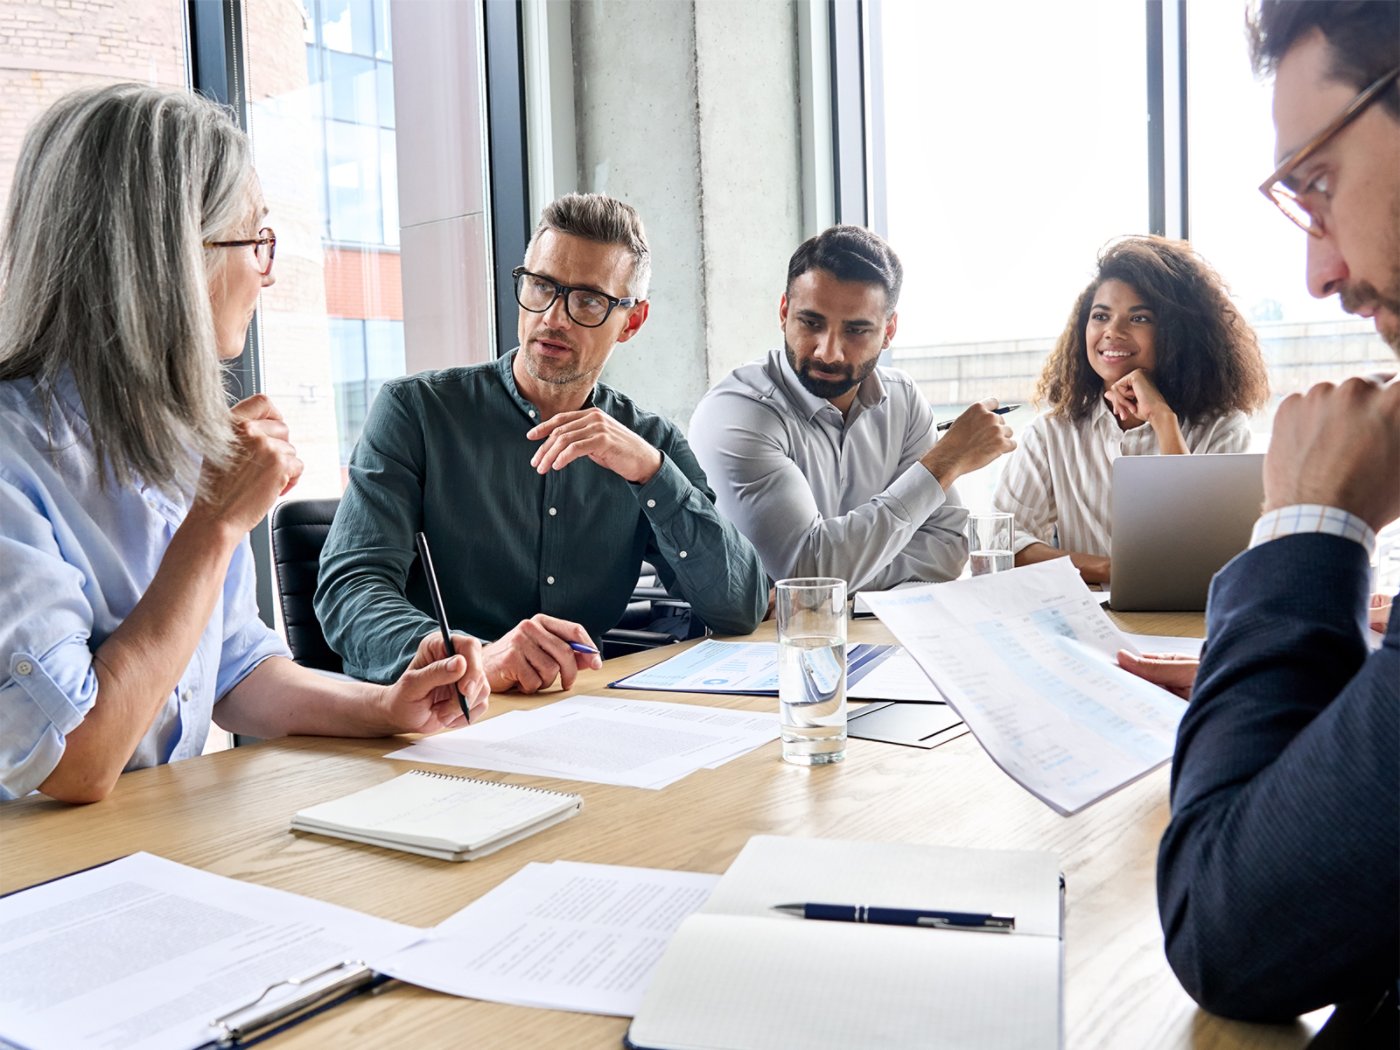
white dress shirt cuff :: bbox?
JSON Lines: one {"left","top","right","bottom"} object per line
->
{"left": 1249, "top": 505, "right": 1377, "bottom": 559}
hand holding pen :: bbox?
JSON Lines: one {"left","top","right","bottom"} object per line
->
{"left": 921, "top": 398, "right": 1018, "bottom": 490}
{"left": 415, "top": 531, "right": 489, "bottom": 724}
{"left": 936, "top": 401, "right": 1023, "bottom": 431}
{"left": 482, "top": 614, "right": 602, "bottom": 695}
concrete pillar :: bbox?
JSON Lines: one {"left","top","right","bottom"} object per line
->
{"left": 571, "top": 0, "right": 803, "bottom": 429}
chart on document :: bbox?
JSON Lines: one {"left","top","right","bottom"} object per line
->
{"left": 864, "top": 558, "right": 1186, "bottom": 815}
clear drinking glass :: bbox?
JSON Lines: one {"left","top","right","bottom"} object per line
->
{"left": 968, "top": 512, "right": 1015, "bottom": 575}
{"left": 775, "top": 577, "right": 848, "bottom": 765}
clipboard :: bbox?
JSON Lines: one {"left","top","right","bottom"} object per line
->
{"left": 198, "top": 961, "right": 394, "bottom": 1048}
{"left": 0, "top": 853, "right": 414, "bottom": 1050}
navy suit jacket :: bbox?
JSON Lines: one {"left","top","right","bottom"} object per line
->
{"left": 1157, "top": 532, "right": 1399, "bottom": 1020}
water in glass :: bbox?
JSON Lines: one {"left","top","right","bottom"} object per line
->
{"left": 778, "top": 635, "right": 847, "bottom": 765}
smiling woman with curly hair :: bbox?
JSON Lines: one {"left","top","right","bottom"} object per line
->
{"left": 992, "top": 236, "right": 1270, "bottom": 584}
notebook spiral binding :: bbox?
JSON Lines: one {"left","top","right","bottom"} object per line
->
{"left": 406, "top": 768, "right": 573, "bottom": 797}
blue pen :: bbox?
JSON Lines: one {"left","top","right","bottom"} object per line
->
{"left": 773, "top": 902, "right": 1015, "bottom": 933}
{"left": 569, "top": 642, "right": 600, "bottom": 655}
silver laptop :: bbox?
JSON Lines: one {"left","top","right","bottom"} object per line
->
{"left": 1110, "top": 453, "right": 1265, "bottom": 612}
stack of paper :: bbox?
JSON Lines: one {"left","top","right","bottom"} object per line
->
{"left": 864, "top": 558, "right": 1188, "bottom": 815}
{"left": 377, "top": 860, "right": 719, "bottom": 1016}
{"left": 0, "top": 853, "right": 423, "bottom": 1050}
{"left": 386, "top": 694, "right": 779, "bottom": 788}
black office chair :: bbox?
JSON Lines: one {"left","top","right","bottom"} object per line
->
{"left": 269, "top": 498, "right": 344, "bottom": 674}
{"left": 600, "top": 562, "right": 702, "bottom": 659}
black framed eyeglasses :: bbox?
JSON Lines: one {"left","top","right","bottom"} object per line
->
{"left": 512, "top": 266, "right": 640, "bottom": 328}
{"left": 1259, "top": 66, "right": 1400, "bottom": 237}
{"left": 204, "top": 226, "right": 277, "bottom": 275}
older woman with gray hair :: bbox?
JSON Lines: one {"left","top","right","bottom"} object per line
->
{"left": 0, "top": 84, "right": 488, "bottom": 803}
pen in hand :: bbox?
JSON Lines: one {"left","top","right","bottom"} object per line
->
{"left": 773, "top": 902, "right": 1015, "bottom": 933}
{"left": 414, "top": 531, "right": 471, "bottom": 724}
{"left": 936, "top": 402, "right": 1023, "bottom": 432}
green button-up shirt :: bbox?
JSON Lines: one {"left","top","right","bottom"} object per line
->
{"left": 315, "top": 350, "right": 767, "bottom": 682}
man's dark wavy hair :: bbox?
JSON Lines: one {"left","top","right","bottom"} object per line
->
{"left": 1037, "top": 236, "right": 1271, "bottom": 423}
{"left": 1248, "top": 1, "right": 1400, "bottom": 118}
{"left": 786, "top": 225, "right": 903, "bottom": 315}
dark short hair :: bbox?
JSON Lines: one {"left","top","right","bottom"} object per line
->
{"left": 527, "top": 192, "right": 651, "bottom": 297}
{"left": 1036, "top": 236, "right": 1271, "bottom": 423}
{"left": 786, "top": 225, "right": 903, "bottom": 314}
{"left": 1248, "top": 1, "right": 1400, "bottom": 118}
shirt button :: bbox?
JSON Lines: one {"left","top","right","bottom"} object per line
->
{"left": 546, "top": 575, "right": 556, "bottom": 585}
{"left": 646, "top": 499, "right": 656, "bottom": 508}
{"left": 179, "top": 689, "right": 190, "bottom": 703}
{"left": 528, "top": 410, "right": 537, "bottom": 418}
{"left": 679, "top": 551, "right": 688, "bottom": 559}
{"left": 548, "top": 507, "right": 557, "bottom": 516}
{"left": 15, "top": 660, "right": 33, "bottom": 676}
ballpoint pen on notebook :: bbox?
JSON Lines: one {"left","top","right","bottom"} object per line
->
{"left": 414, "top": 531, "right": 471, "bottom": 724}
{"left": 935, "top": 402, "right": 1023, "bottom": 431}
{"left": 772, "top": 902, "right": 1015, "bottom": 932}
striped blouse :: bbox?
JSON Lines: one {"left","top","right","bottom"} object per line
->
{"left": 991, "top": 398, "right": 1252, "bottom": 558}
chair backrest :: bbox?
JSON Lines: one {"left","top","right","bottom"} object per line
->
{"left": 269, "top": 498, "right": 343, "bottom": 673}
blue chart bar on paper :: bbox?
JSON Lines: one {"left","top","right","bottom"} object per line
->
{"left": 607, "top": 639, "right": 897, "bottom": 696}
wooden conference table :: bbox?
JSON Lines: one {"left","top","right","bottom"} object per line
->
{"left": 2, "top": 611, "right": 1326, "bottom": 1049}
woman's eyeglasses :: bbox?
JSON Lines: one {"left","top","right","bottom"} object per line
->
{"left": 205, "top": 227, "right": 277, "bottom": 276}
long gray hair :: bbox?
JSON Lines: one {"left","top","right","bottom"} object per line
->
{"left": 0, "top": 83, "right": 255, "bottom": 495}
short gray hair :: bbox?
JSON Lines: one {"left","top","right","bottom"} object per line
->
{"left": 0, "top": 83, "right": 254, "bottom": 495}
{"left": 525, "top": 192, "right": 652, "bottom": 298}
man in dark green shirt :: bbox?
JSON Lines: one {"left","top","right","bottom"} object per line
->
{"left": 316, "top": 193, "right": 767, "bottom": 693}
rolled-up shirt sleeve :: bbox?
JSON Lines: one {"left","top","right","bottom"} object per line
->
{"left": 0, "top": 473, "right": 102, "bottom": 799}
{"left": 216, "top": 536, "right": 291, "bottom": 700}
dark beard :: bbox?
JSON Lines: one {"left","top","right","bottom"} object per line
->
{"left": 784, "top": 340, "right": 879, "bottom": 400}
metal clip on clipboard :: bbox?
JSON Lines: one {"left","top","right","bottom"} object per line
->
{"left": 207, "top": 959, "right": 379, "bottom": 1046}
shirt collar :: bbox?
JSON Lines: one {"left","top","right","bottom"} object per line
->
{"left": 771, "top": 346, "right": 887, "bottom": 424}
{"left": 1090, "top": 394, "right": 1150, "bottom": 437}
{"left": 497, "top": 346, "right": 601, "bottom": 422}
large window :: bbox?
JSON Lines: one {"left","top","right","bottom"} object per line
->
{"left": 1184, "top": 0, "right": 1391, "bottom": 402}
{"left": 0, "top": 2, "right": 186, "bottom": 208}
{"left": 246, "top": 0, "right": 405, "bottom": 497}
{"left": 869, "top": 0, "right": 1395, "bottom": 533}
{"left": 875, "top": 0, "right": 1148, "bottom": 511}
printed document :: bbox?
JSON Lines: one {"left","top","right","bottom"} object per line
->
{"left": 864, "top": 558, "right": 1186, "bottom": 815}
{"left": 386, "top": 695, "right": 778, "bottom": 788}
{"left": 609, "top": 640, "right": 894, "bottom": 696}
{"left": 845, "top": 648, "right": 944, "bottom": 703}
{"left": 0, "top": 852, "right": 421, "bottom": 1050}
{"left": 378, "top": 860, "right": 718, "bottom": 1016}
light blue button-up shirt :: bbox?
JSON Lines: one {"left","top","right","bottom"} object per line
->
{"left": 0, "top": 374, "right": 288, "bottom": 799}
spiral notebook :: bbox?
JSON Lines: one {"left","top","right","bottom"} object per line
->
{"left": 291, "top": 769, "right": 583, "bottom": 862}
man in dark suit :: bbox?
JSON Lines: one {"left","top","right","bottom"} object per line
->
{"left": 1127, "top": 0, "right": 1399, "bottom": 1038}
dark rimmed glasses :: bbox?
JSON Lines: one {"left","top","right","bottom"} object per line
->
{"left": 512, "top": 266, "right": 641, "bottom": 328}
{"left": 1259, "top": 66, "right": 1400, "bottom": 236}
{"left": 205, "top": 226, "right": 277, "bottom": 275}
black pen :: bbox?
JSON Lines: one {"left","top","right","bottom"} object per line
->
{"left": 415, "top": 531, "right": 470, "bottom": 723}
{"left": 935, "top": 402, "right": 1023, "bottom": 431}
{"left": 772, "top": 902, "right": 1015, "bottom": 932}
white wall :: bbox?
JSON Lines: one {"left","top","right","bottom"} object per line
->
{"left": 570, "top": 0, "right": 805, "bottom": 429}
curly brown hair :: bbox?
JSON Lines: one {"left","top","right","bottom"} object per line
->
{"left": 1036, "top": 236, "right": 1271, "bottom": 422}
